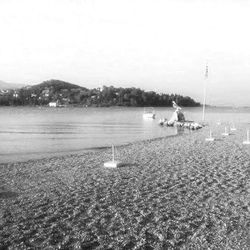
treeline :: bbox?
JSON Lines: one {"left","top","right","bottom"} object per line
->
{"left": 0, "top": 80, "right": 200, "bottom": 107}
{"left": 93, "top": 86, "right": 200, "bottom": 107}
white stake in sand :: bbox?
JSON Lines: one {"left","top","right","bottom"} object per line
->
{"left": 217, "top": 120, "right": 221, "bottom": 126}
{"left": 243, "top": 130, "right": 250, "bottom": 145}
{"left": 230, "top": 123, "right": 236, "bottom": 131}
{"left": 205, "top": 130, "right": 215, "bottom": 142}
{"left": 104, "top": 144, "right": 122, "bottom": 168}
{"left": 222, "top": 127, "right": 229, "bottom": 136}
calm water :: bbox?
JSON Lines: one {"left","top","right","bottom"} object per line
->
{"left": 0, "top": 106, "right": 250, "bottom": 163}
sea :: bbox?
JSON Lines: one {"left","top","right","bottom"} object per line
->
{"left": 0, "top": 106, "right": 250, "bottom": 163}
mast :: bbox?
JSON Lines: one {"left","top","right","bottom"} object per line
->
{"left": 202, "top": 62, "right": 208, "bottom": 122}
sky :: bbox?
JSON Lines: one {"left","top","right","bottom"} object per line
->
{"left": 0, "top": 0, "right": 250, "bottom": 106}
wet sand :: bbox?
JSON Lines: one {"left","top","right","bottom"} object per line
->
{"left": 0, "top": 124, "right": 249, "bottom": 249}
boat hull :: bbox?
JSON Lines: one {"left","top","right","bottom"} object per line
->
{"left": 143, "top": 113, "right": 156, "bottom": 119}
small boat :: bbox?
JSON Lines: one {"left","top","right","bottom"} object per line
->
{"left": 143, "top": 107, "right": 156, "bottom": 119}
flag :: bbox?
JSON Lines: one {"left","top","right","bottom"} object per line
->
{"left": 205, "top": 63, "right": 208, "bottom": 79}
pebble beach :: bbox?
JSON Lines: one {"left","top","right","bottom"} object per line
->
{"left": 0, "top": 124, "right": 249, "bottom": 249}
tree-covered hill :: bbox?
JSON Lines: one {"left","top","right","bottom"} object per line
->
{"left": 33, "top": 80, "right": 87, "bottom": 92}
{"left": 0, "top": 79, "right": 200, "bottom": 107}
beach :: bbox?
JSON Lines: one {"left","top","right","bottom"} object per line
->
{"left": 0, "top": 124, "right": 249, "bottom": 249}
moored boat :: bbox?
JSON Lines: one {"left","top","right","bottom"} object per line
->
{"left": 143, "top": 107, "right": 156, "bottom": 119}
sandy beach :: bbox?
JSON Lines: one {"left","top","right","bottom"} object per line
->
{"left": 0, "top": 124, "right": 249, "bottom": 249}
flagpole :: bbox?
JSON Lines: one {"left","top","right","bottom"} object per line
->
{"left": 202, "top": 62, "right": 208, "bottom": 122}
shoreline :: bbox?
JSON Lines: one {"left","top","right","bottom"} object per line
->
{"left": 0, "top": 124, "right": 249, "bottom": 249}
{"left": 0, "top": 131, "right": 183, "bottom": 165}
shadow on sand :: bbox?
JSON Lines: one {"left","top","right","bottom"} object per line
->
{"left": 214, "top": 138, "right": 223, "bottom": 142}
{"left": 118, "top": 162, "right": 139, "bottom": 168}
{"left": 0, "top": 186, "right": 19, "bottom": 199}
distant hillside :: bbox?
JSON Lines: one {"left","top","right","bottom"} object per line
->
{"left": 31, "top": 79, "right": 87, "bottom": 92}
{"left": 0, "top": 79, "right": 200, "bottom": 107}
{"left": 0, "top": 80, "right": 24, "bottom": 89}
{"left": 18, "top": 79, "right": 88, "bottom": 106}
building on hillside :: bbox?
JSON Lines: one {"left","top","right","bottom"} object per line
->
{"left": 13, "top": 91, "right": 19, "bottom": 98}
{"left": 97, "top": 86, "right": 103, "bottom": 92}
{"left": 49, "top": 101, "right": 58, "bottom": 107}
{"left": 42, "top": 88, "right": 50, "bottom": 97}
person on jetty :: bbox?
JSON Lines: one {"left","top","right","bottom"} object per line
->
{"left": 159, "top": 101, "right": 202, "bottom": 130}
{"left": 167, "top": 101, "right": 185, "bottom": 126}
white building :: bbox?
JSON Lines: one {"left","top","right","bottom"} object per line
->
{"left": 49, "top": 101, "right": 58, "bottom": 107}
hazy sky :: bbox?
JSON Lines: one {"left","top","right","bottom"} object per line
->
{"left": 1, "top": 0, "right": 250, "bottom": 106}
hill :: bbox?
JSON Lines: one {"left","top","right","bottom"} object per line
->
{"left": 0, "top": 80, "right": 24, "bottom": 89}
{"left": 0, "top": 79, "right": 200, "bottom": 107}
{"left": 30, "top": 79, "right": 87, "bottom": 92}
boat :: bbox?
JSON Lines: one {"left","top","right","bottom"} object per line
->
{"left": 143, "top": 107, "right": 156, "bottom": 119}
